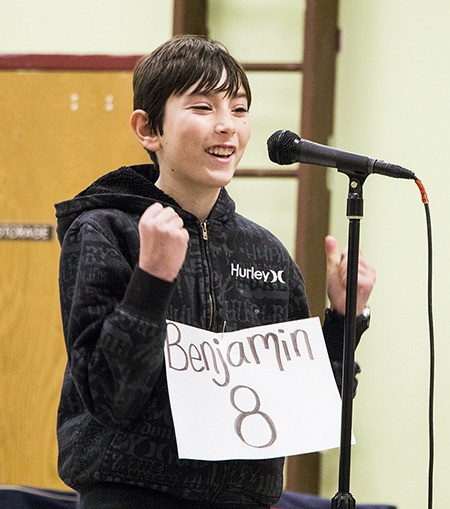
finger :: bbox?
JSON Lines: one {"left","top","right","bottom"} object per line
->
{"left": 139, "top": 203, "right": 166, "bottom": 225}
{"left": 142, "top": 204, "right": 183, "bottom": 229}
{"left": 340, "top": 247, "right": 350, "bottom": 281}
{"left": 156, "top": 206, "right": 185, "bottom": 228}
{"left": 325, "top": 235, "right": 340, "bottom": 270}
{"left": 142, "top": 201, "right": 163, "bottom": 217}
{"left": 180, "top": 227, "right": 190, "bottom": 243}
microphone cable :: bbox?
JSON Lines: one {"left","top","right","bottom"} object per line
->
{"left": 415, "top": 178, "right": 434, "bottom": 509}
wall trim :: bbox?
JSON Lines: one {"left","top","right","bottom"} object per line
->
{"left": 0, "top": 54, "right": 141, "bottom": 71}
{"left": 0, "top": 54, "right": 302, "bottom": 73}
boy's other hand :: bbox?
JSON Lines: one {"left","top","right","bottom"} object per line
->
{"left": 325, "top": 235, "right": 376, "bottom": 316}
{"left": 138, "top": 203, "right": 189, "bottom": 282}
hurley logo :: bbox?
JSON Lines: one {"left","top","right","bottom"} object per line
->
{"left": 230, "top": 263, "right": 286, "bottom": 284}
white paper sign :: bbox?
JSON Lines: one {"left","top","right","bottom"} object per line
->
{"left": 164, "top": 317, "right": 344, "bottom": 460}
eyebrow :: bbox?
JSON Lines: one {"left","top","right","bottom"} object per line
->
{"left": 188, "top": 89, "right": 248, "bottom": 100}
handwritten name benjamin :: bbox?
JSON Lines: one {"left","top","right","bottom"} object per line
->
{"left": 165, "top": 322, "right": 315, "bottom": 388}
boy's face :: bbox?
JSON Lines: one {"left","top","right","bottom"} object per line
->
{"left": 154, "top": 71, "right": 251, "bottom": 196}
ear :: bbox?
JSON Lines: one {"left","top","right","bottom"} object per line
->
{"left": 130, "top": 109, "right": 161, "bottom": 152}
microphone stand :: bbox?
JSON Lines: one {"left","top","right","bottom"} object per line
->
{"left": 331, "top": 169, "right": 367, "bottom": 509}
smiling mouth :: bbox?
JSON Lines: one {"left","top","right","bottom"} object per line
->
{"left": 206, "top": 146, "right": 235, "bottom": 158}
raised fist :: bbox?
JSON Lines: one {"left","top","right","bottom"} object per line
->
{"left": 138, "top": 202, "right": 189, "bottom": 282}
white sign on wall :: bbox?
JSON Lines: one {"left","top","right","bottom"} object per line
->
{"left": 164, "top": 317, "right": 345, "bottom": 460}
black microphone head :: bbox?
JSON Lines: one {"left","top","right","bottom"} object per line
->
{"left": 267, "top": 130, "right": 300, "bottom": 165}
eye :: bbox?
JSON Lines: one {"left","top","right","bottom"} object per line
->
{"left": 191, "top": 104, "right": 212, "bottom": 112}
{"left": 233, "top": 106, "right": 249, "bottom": 115}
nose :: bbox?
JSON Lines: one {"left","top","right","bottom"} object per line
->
{"left": 214, "top": 110, "right": 236, "bottom": 135}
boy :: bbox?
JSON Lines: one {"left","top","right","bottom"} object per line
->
{"left": 55, "top": 35, "right": 375, "bottom": 508}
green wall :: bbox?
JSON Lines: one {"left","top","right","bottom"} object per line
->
{"left": 321, "top": 2, "right": 450, "bottom": 508}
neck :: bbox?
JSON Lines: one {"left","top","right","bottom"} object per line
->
{"left": 154, "top": 176, "right": 220, "bottom": 223}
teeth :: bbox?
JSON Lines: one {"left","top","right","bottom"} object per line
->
{"left": 208, "top": 147, "right": 234, "bottom": 157}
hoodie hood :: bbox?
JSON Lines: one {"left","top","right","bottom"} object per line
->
{"left": 54, "top": 164, "right": 235, "bottom": 243}
{"left": 54, "top": 165, "right": 175, "bottom": 243}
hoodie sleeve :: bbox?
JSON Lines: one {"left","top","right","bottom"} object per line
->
{"left": 322, "top": 309, "right": 363, "bottom": 395}
{"left": 286, "top": 258, "right": 363, "bottom": 395}
{"left": 59, "top": 217, "right": 174, "bottom": 428}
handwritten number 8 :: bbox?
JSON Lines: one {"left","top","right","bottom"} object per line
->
{"left": 230, "top": 385, "right": 277, "bottom": 448}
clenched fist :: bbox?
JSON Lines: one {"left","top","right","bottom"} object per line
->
{"left": 138, "top": 203, "right": 189, "bottom": 282}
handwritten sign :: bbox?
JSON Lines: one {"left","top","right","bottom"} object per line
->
{"left": 164, "top": 317, "right": 346, "bottom": 460}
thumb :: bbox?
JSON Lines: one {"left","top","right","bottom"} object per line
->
{"left": 325, "top": 235, "right": 340, "bottom": 271}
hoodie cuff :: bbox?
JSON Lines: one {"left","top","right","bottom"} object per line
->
{"left": 121, "top": 265, "right": 175, "bottom": 321}
{"left": 323, "top": 308, "right": 367, "bottom": 361}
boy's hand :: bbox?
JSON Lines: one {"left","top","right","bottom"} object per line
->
{"left": 138, "top": 203, "right": 189, "bottom": 282}
{"left": 325, "top": 235, "right": 376, "bottom": 316}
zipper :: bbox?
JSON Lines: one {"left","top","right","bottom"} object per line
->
{"left": 201, "top": 220, "right": 208, "bottom": 241}
{"left": 200, "top": 220, "right": 214, "bottom": 329}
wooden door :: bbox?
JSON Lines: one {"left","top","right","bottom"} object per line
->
{"left": 0, "top": 70, "right": 147, "bottom": 489}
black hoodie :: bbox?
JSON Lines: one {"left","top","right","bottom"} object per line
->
{"left": 55, "top": 164, "right": 350, "bottom": 506}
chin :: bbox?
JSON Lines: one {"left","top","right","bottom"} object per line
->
{"left": 207, "top": 167, "right": 236, "bottom": 187}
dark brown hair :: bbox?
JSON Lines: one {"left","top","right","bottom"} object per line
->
{"left": 133, "top": 35, "right": 252, "bottom": 139}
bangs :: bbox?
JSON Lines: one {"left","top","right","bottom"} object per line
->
{"left": 191, "top": 67, "right": 246, "bottom": 99}
{"left": 172, "top": 53, "right": 251, "bottom": 106}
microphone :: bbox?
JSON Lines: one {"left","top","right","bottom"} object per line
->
{"left": 267, "top": 129, "right": 416, "bottom": 180}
